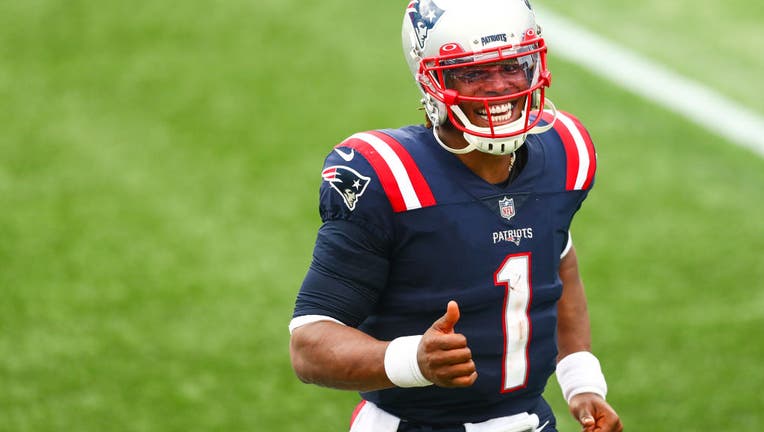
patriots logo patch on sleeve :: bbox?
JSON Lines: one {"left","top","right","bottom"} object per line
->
{"left": 322, "top": 165, "right": 371, "bottom": 211}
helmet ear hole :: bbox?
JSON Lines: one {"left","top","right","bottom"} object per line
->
{"left": 422, "top": 95, "right": 447, "bottom": 127}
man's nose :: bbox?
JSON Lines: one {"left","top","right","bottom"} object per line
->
{"left": 480, "top": 71, "right": 514, "bottom": 94}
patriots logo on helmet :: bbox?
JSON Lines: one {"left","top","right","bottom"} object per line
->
{"left": 406, "top": 0, "right": 446, "bottom": 49}
{"left": 322, "top": 166, "right": 371, "bottom": 211}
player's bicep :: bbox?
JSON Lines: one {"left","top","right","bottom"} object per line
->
{"left": 293, "top": 219, "right": 389, "bottom": 328}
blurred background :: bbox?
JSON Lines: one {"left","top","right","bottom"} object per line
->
{"left": 1, "top": 0, "right": 762, "bottom": 430}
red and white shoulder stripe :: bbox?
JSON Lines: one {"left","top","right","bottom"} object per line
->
{"left": 540, "top": 111, "right": 597, "bottom": 191}
{"left": 338, "top": 130, "right": 436, "bottom": 213}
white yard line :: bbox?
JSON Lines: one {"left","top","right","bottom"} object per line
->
{"left": 538, "top": 8, "right": 764, "bottom": 158}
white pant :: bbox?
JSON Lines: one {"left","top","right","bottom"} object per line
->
{"left": 349, "top": 400, "right": 544, "bottom": 432}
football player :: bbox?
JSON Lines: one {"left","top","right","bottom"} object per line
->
{"left": 289, "top": 0, "right": 623, "bottom": 431}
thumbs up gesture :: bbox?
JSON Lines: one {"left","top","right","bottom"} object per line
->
{"left": 418, "top": 301, "right": 478, "bottom": 387}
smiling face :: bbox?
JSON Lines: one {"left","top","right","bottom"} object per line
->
{"left": 444, "top": 58, "right": 532, "bottom": 128}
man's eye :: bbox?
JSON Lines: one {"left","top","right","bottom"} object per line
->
{"left": 501, "top": 64, "right": 521, "bottom": 74}
{"left": 455, "top": 70, "right": 487, "bottom": 83}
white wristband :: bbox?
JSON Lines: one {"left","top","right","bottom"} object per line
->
{"left": 384, "top": 335, "right": 433, "bottom": 388}
{"left": 556, "top": 351, "right": 608, "bottom": 404}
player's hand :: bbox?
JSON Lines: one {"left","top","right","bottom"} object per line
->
{"left": 569, "top": 393, "right": 623, "bottom": 432}
{"left": 417, "top": 300, "right": 478, "bottom": 388}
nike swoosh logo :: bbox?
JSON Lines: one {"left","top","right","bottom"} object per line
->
{"left": 334, "top": 148, "right": 354, "bottom": 161}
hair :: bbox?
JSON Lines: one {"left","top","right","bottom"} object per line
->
{"left": 418, "top": 106, "right": 433, "bottom": 129}
{"left": 424, "top": 113, "right": 433, "bottom": 129}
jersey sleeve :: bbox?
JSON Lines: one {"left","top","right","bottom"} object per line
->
{"left": 292, "top": 219, "right": 390, "bottom": 327}
{"left": 537, "top": 110, "right": 598, "bottom": 258}
{"left": 557, "top": 110, "right": 597, "bottom": 215}
{"left": 292, "top": 135, "right": 398, "bottom": 327}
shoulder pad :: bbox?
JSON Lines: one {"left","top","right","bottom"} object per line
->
{"left": 539, "top": 110, "right": 597, "bottom": 191}
{"left": 334, "top": 130, "right": 437, "bottom": 213}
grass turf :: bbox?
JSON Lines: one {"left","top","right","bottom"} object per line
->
{"left": 1, "top": 1, "right": 762, "bottom": 430}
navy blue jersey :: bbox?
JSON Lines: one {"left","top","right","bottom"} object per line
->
{"left": 292, "top": 111, "right": 597, "bottom": 424}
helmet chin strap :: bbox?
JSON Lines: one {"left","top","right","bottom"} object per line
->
{"left": 436, "top": 99, "right": 558, "bottom": 156}
{"left": 432, "top": 127, "right": 478, "bottom": 154}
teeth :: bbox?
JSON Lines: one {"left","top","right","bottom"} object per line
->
{"left": 481, "top": 112, "right": 513, "bottom": 122}
{"left": 477, "top": 103, "right": 515, "bottom": 123}
{"left": 477, "top": 103, "right": 513, "bottom": 116}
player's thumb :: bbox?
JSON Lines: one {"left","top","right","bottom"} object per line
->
{"left": 431, "top": 300, "right": 460, "bottom": 334}
{"left": 576, "top": 407, "right": 596, "bottom": 429}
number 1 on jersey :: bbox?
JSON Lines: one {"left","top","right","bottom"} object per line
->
{"left": 494, "top": 253, "right": 532, "bottom": 392}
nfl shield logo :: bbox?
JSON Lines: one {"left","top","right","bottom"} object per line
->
{"left": 499, "top": 197, "right": 516, "bottom": 220}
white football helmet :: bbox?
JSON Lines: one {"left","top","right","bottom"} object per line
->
{"left": 402, "top": 0, "right": 557, "bottom": 155}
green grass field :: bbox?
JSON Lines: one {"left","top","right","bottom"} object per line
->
{"left": 1, "top": 1, "right": 763, "bottom": 430}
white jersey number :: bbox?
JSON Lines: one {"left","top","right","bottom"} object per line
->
{"left": 494, "top": 253, "right": 532, "bottom": 392}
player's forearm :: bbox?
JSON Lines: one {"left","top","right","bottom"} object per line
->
{"left": 557, "top": 303, "right": 592, "bottom": 360}
{"left": 557, "top": 247, "right": 593, "bottom": 360}
{"left": 289, "top": 321, "right": 394, "bottom": 391}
